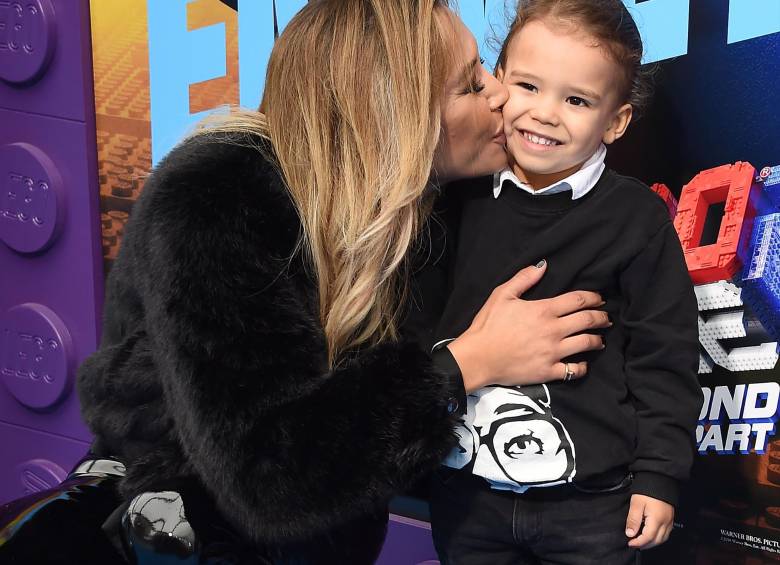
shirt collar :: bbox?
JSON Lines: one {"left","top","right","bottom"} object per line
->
{"left": 492, "top": 143, "right": 607, "bottom": 200}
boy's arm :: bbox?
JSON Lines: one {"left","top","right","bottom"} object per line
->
{"left": 619, "top": 220, "right": 703, "bottom": 507}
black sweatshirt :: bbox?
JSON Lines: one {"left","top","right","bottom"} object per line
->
{"left": 430, "top": 169, "right": 702, "bottom": 506}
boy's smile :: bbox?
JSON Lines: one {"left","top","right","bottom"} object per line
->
{"left": 518, "top": 130, "right": 562, "bottom": 151}
{"left": 498, "top": 19, "right": 632, "bottom": 189}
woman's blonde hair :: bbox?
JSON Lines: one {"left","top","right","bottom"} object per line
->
{"left": 196, "top": 0, "right": 453, "bottom": 366}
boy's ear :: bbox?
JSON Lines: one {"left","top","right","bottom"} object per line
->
{"left": 603, "top": 103, "right": 633, "bottom": 144}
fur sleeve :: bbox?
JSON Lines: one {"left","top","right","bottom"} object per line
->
{"left": 124, "top": 134, "right": 458, "bottom": 543}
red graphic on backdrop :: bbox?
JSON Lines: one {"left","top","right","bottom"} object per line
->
{"left": 673, "top": 162, "right": 759, "bottom": 285}
{"left": 650, "top": 183, "right": 679, "bottom": 219}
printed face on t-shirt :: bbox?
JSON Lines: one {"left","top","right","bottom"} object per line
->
{"left": 444, "top": 385, "right": 576, "bottom": 489}
{"left": 477, "top": 385, "right": 575, "bottom": 486}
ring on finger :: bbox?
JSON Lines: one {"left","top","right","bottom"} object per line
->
{"left": 564, "top": 362, "right": 576, "bottom": 382}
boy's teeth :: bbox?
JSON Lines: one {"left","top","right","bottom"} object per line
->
{"left": 524, "top": 131, "right": 558, "bottom": 146}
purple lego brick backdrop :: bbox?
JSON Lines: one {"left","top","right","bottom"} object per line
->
{"left": 0, "top": 109, "right": 101, "bottom": 442}
{"left": 0, "top": 0, "right": 102, "bottom": 506}
{"left": 0, "top": 421, "right": 89, "bottom": 504}
{"left": 376, "top": 514, "right": 440, "bottom": 565}
{"left": 0, "top": 1, "right": 95, "bottom": 122}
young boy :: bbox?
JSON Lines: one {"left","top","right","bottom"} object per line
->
{"left": 427, "top": 1, "right": 702, "bottom": 563}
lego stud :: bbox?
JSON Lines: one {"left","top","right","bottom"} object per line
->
{"left": 15, "top": 458, "right": 66, "bottom": 494}
{"left": 0, "top": 142, "right": 64, "bottom": 254}
{"left": 0, "top": 0, "right": 57, "bottom": 85}
{"left": 0, "top": 303, "right": 74, "bottom": 410}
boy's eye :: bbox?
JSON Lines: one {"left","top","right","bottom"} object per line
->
{"left": 567, "top": 96, "right": 590, "bottom": 107}
{"left": 517, "top": 82, "right": 537, "bottom": 92}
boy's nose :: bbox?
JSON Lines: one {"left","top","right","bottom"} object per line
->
{"left": 485, "top": 73, "right": 509, "bottom": 112}
{"left": 529, "top": 97, "right": 559, "bottom": 126}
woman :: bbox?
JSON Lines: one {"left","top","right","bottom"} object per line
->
{"left": 0, "top": 1, "right": 608, "bottom": 563}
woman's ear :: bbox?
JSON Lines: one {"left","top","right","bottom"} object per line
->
{"left": 603, "top": 103, "right": 633, "bottom": 144}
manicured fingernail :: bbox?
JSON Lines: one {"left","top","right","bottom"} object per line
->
{"left": 626, "top": 529, "right": 635, "bottom": 537}
{"left": 535, "top": 259, "right": 546, "bottom": 268}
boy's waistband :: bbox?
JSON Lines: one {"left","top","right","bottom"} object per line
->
{"left": 438, "top": 467, "right": 633, "bottom": 502}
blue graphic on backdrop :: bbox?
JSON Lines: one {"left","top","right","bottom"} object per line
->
{"left": 697, "top": 382, "right": 778, "bottom": 454}
{"left": 727, "top": 0, "right": 780, "bottom": 44}
{"left": 622, "top": 0, "right": 690, "bottom": 63}
{"left": 742, "top": 214, "right": 780, "bottom": 344}
{"left": 147, "top": 0, "right": 227, "bottom": 165}
{"left": 146, "top": 0, "right": 780, "bottom": 164}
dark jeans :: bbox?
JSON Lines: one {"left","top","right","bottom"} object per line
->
{"left": 429, "top": 469, "right": 640, "bottom": 565}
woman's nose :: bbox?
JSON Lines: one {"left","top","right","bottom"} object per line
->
{"left": 484, "top": 73, "right": 509, "bottom": 112}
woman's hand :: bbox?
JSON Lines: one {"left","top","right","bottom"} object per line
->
{"left": 446, "top": 260, "right": 610, "bottom": 392}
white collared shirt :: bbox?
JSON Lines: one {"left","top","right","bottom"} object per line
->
{"left": 493, "top": 143, "right": 607, "bottom": 200}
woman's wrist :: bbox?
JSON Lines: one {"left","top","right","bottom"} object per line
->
{"left": 446, "top": 336, "right": 489, "bottom": 393}
{"left": 430, "top": 346, "right": 467, "bottom": 416}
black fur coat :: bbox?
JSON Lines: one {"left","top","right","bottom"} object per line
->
{"left": 77, "top": 132, "right": 459, "bottom": 556}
